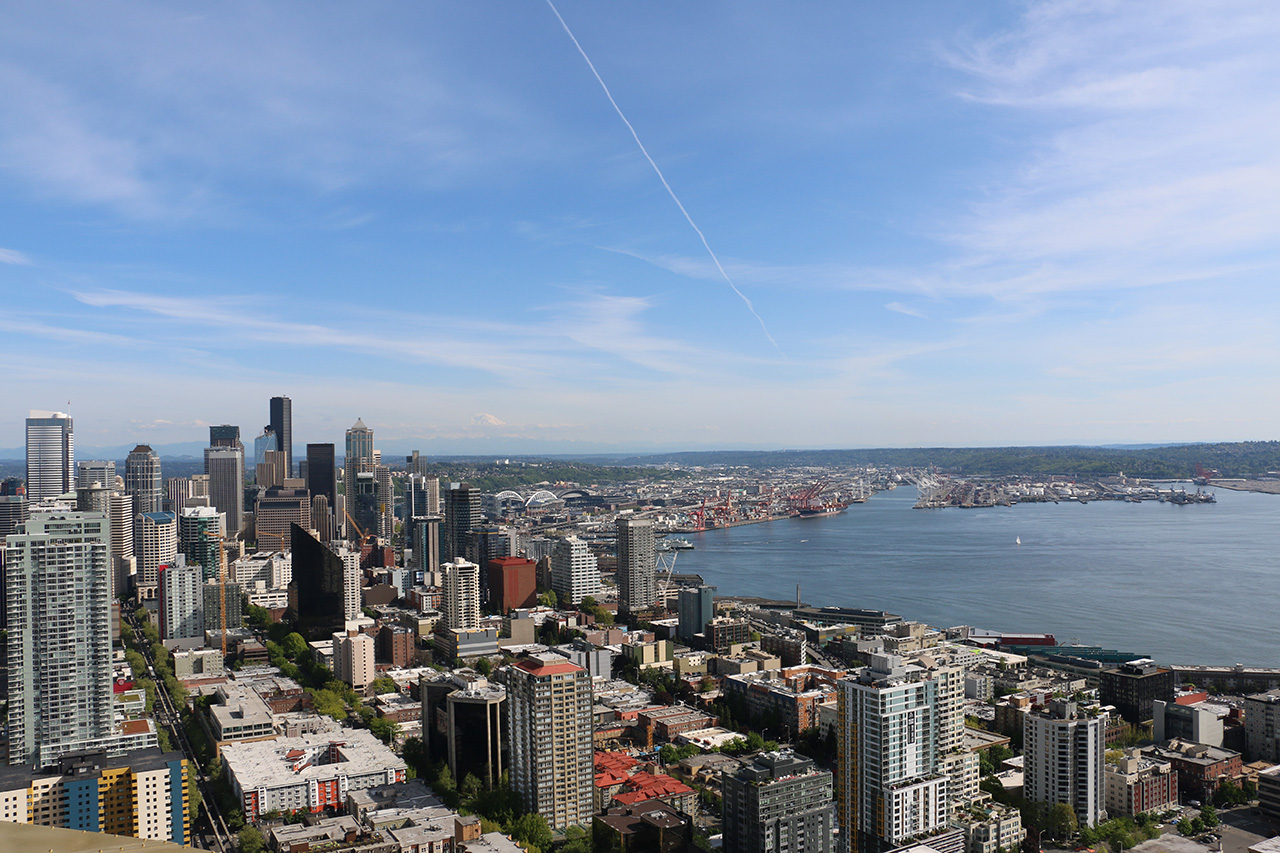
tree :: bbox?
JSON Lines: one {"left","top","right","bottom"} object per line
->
{"left": 282, "top": 632, "right": 309, "bottom": 660}
{"left": 507, "top": 812, "right": 553, "bottom": 850}
{"left": 238, "top": 825, "right": 265, "bottom": 853}
{"left": 538, "top": 589, "right": 557, "bottom": 608}
{"left": 1199, "top": 803, "right": 1219, "bottom": 828}
{"left": 370, "top": 716, "right": 398, "bottom": 744}
{"left": 460, "top": 772, "right": 483, "bottom": 802}
{"left": 1045, "top": 803, "right": 1078, "bottom": 840}
{"left": 475, "top": 657, "right": 492, "bottom": 677}
{"left": 1177, "top": 817, "right": 1194, "bottom": 836}
{"left": 370, "top": 676, "right": 399, "bottom": 695}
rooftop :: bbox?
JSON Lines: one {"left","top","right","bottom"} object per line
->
{"left": 221, "top": 730, "right": 405, "bottom": 791}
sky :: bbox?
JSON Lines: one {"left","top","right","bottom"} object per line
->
{"left": 3, "top": 1, "right": 1280, "bottom": 456}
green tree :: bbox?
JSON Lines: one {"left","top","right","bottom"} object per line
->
{"left": 475, "top": 657, "right": 492, "bottom": 677}
{"left": 460, "top": 772, "right": 482, "bottom": 802}
{"left": 282, "top": 632, "right": 309, "bottom": 660}
{"left": 369, "top": 716, "right": 398, "bottom": 744}
{"left": 507, "top": 812, "right": 553, "bottom": 849}
{"left": 310, "top": 689, "right": 348, "bottom": 721}
{"left": 1177, "top": 817, "right": 1194, "bottom": 836}
{"left": 538, "top": 589, "right": 557, "bottom": 608}
{"left": 1046, "top": 803, "right": 1078, "bottom": 840}
{"left": 370, "top": 677, "right": 399, "bottom": 695}
{"left": 238, "top": 825, "right": 267, "bottom": 853}
{"left": 1199, "top": 803, "right": 1219, "bottom": 828}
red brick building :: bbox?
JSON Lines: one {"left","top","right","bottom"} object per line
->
{"left": 487, "top": 556, "right": 537, "bottom": 613}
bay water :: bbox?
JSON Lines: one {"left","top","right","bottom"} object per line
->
{"left": 670, "top": 485, "right": 1280, "bottom": 666}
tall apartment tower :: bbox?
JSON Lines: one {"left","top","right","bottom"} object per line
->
{"left": 204, "top": 445, "right": 245, "bottom": 534}
{"left": 4, "top": 510, "right": 113, "bottom": 767}
{"left": 723, "top": 750, "right": 835, "bottom": 853}
{"left": 407, "top": 472, "right": 440, "bottom": 516}
{"left": 137, "top": 512, "right": 178, "bottom": 592}
{"left": 25, "top": 410, "right": 74, "bottom": 502}
{"left": 160, "top": 561, "right": 204, "bottom": 642}
{"left": 76, "top": 460, "right": 116, "bottom": 489}
{"left": 1023, "top": 699, "right": 1107, "bottom": 828}
{"left": 443, "top": 483, "right": 481, "bottom": 562}
{"left": 109, "top": 491, "right": 135, "bottom": 597}
{"left": 269, "top": 395, "right": 292, "bottom": 476}
{"left": 442, "top": 559, "right": 481, "bottom": 630}
{"left": 178, "top": 505, "right": 223, "bottom": 580}
{"left": 836, "top": 654, "right": 951, "bottom": 853}
{"left": 616, "top": 517, "right": 656, "bottom": 616}
{"left": 550, "top": 536, "right": 601, "bottom": 606}
{"left": 507, "top": 653, "right": 594, "bottom": 830}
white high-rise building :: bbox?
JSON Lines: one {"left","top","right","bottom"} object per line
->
{"left": 137, "top": 511, "right": 178, "bottom": 592}
{"left": 507, "top": 653, "right": 594, "bottom": 830}
{"left": 442, "top": 559, "right": 481, "bottom": 630}
{"left": 108, "top": 491, "right": 135, "bottom": 597}
{"left": 25, "top": 410, "right": 74, "bottom": 502}
{"left": 338, "top": 545, "right": 361, "bottom": 621}
{"left": 160, "top": 559, "right": 204, "bottom": 642}
{"left": 616, "top": 517, "right": 656, "bottom": 616}
{"left": 550, "top": 537, "right": 600, "bottom": 606}
{"left": 4, "top": 510, "right": 113, "bottom": 767}
{"left": 204, "top": 445, "right": 245, "bottom": 535}
{"left": 836, "top": 654, "right": 952, "bottom": 853}
{"left": 1023, "top": 699, "right": 1107, "bottom": 828}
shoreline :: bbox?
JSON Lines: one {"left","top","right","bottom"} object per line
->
{"left": 1209, "top": 480, "right": 1280, "bottom": 495}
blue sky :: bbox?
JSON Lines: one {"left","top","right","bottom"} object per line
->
{"left": 3, "top": 1, "right": 1279, "bottom": 454}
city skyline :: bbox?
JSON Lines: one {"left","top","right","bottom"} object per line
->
{"left": 4, "top": 2, "right": 1280, "bottom": 452}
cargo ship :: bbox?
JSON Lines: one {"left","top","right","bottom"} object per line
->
{"left": 796, "top": 502, "right": 848, "bottom": 518}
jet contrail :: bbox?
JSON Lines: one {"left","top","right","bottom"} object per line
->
{"left": 544, "top": 0, "right": 783, "bottom": 355}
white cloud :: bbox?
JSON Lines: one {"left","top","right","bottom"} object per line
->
{"left": 0, "top": 247, "right": 32, "bottom": 265}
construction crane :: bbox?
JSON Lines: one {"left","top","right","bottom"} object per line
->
{"left": 343, "top": 507, "right": 365, "bottom": 540}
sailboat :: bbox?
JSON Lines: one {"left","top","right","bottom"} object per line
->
{"left": 1016, "top": 536, "right": 1022, "bottom": 545}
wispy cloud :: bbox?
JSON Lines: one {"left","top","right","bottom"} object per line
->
{"left": 0, "top": 247, "right": 32, "bottom": 265}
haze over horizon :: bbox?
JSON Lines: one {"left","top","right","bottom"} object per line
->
{"left": 4, "top": 2, "right": 1280, "bottom": 453}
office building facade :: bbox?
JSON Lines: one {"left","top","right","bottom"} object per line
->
{"left": 124, "top": 445, "right": 162, "bottom": 517}
{"left": 25, "top": 411, "right": 74, "bottom": 502}
{"left": 269, "top": 395, "right": 293, "bottom": 476}
{"left": 204, "top": 445, "right": 245, "bottom": 535}
{"left": 178, "top": 505, "right": 223, "bottom": 581}
{"left": 444, "top": 483, "right": 481, "bottom": 563}
{"left": 160, "top": 560, "right": 204, "bottom": 642}
{"left": 289, "top": 524, "right": 350, "bottom": 639}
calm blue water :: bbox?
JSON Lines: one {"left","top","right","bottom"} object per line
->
{"left": 671, "top": 485, "right": 1280, "bottom": 667}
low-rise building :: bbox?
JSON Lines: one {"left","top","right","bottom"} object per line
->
{"left": 222, "top": 730, "right": 406, "bottom": 820}
{"left": 953, "top": 802, "right": 1023, "bottom": 853}
{"left": 722, "top": 665, "right": 845, "bottom": 735}
{"left": 1143, "top": 739, "right": 1242, "bottom": 804}
{"left": 622, "top": 639, "right": 674, "bottom": 671}
{"left": 1103, "top": 750, "right": 1178, "bottom": 816}
{"left": 593, "top": 799, "right": 697, "bottom": 852}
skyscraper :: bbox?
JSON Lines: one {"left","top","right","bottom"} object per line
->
{"left": 125, "top": 445, "right": 162, "bottom": 516}
{"left": 551, "top": 536, "right": 601, "bottom": 606}
{"left": 4, "top": 510, "right": 113, "bottom": 767}
{"left": 76, "top": 460, "right": 116, "bottom": 489}
{"left": 253, "top": 428, "right": 277, "bottom": 478}
{"left": 109, "top": 491, "right": 135, "bottom": 597}
{"left": 409, "top": 515, "right": 442, "bottom": 576}
{"left": 306, "top": 443, "right": 337, "bottom": 508}
{"left": 289, "top": 523, "right": 350, "bottom": 639}
{"left": 444, "top": 483, "right": 481, "bottom": 562}
{"left": 256, "top": 487, "right": 311, "bottom": 549}
{"left": 25, "top": 410, "right": 73, "bottom": 502}
{"left": 269, "top": 395, "right": 292, "bottom": 476}
{"left": 507, "top": 653, "right": 594, "bottom": 830}
{"left": 1023, "top": 699, "right": 1107, "bottom": 828}
{"left": 836, "top": 654, "right": 952, "bottom": 853}
{"left": 209, "top": 424, "right": 241, "bottom": 449}
{"left": 616, "top": 517, "right": 656, "bottom": 616}
{"left": 204, "top": 445, "right": 245, "bottom": 534}
{"left": 723, "top": 750, "right": 835, "bottom": 853}
{"left": 442, "top": 559, "right": 481, "bottom": 630}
